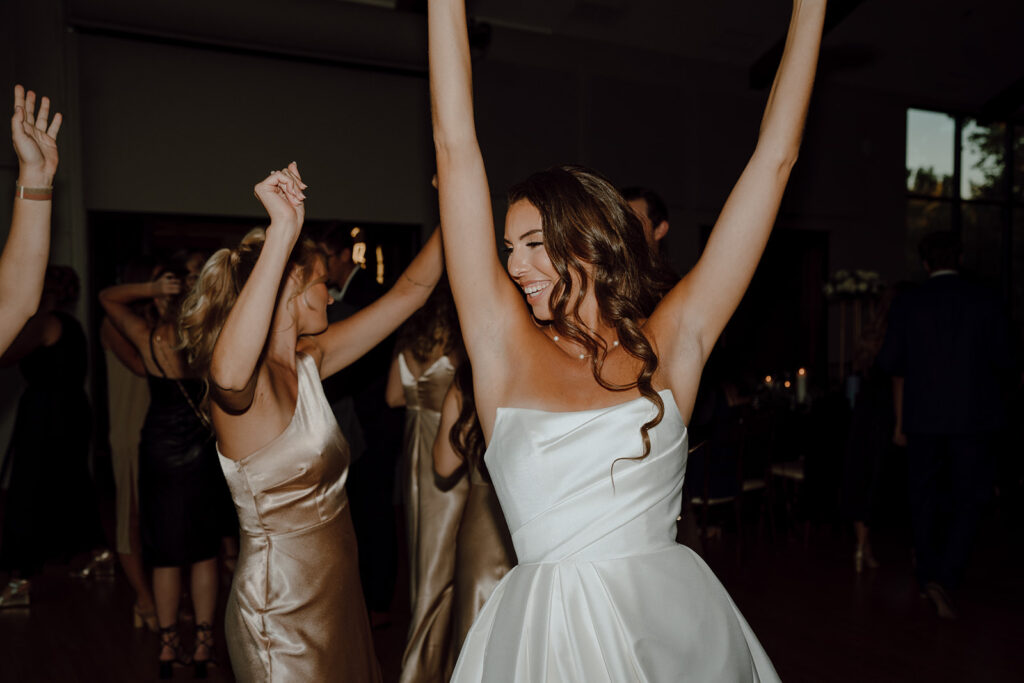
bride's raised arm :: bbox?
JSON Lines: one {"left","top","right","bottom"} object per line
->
{"left": 428, "top": 0, "right": 525, "bottom": 383}
{"left": 652, "top": 0, "right": 827, "bottom": 364}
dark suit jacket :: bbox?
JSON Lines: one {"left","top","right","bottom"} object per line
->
{"left": 877, "top": 273, "right": 1013, "bottom": 436}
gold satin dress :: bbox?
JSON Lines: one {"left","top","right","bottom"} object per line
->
{"left": 397, "top": 352, "right": 465, "bottom": 683}
{"left": 451, "top": 462, "right": 516, "bottom": 655}
{"left": 218, "top": 354, "right": 381, "bottom": 683}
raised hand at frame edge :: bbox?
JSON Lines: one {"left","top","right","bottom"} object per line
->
{"left": 253, "top": 161, "right": 307, "bottom": 243}
{"left": 11, "top": 84, "right": 62, "bottom": 186}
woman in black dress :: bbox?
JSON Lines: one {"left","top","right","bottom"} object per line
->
{"left": 100, "top": 257, "right": 226, "bottom": 678}
{"left": 1, "top": 266, "right": 106, "bottom": 608}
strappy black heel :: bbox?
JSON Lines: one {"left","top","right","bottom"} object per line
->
{"left": 193, "top": 622, "right": 216, "bottom": 679}
{"left": 158, "top": 624, "right": 190, "bottom": 679}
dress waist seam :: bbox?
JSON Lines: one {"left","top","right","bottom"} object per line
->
{"left": 240, "top": 503, "right": 347, "bottom": 540}
{"left": 517, "top": 542, "right": 680, "bottom": 567}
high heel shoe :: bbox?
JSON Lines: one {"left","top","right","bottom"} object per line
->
{"left": 70, "top": 549, "right": 115, "bottom": 579}
{"left": 193, "top": 622, "right": 216, "bottom": 679}
{"left": 0, "top": 579, "right": 30, "bottom": 608}
{"left": 158, "top": 624, "right": 190, "bottom": 679}
{"left": 133, "top": 602, "right": 159, "bottom": 632}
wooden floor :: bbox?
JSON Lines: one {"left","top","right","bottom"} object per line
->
{"left": 1, "top": 507, "right": 1022, "bottom": 682}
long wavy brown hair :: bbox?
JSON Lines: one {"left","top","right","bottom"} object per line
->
{"left": 449, "top": 350, "right": 488, "bottom": 477}
{"left": 178, "top": 228, "right": 323, "bottom": 409}
{"left": 508, "top": 165, "right": 677, "bottom": 460}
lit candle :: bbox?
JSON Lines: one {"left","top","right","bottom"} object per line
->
{"left": 796, "top": 367, "right": 808, "bottom": 403}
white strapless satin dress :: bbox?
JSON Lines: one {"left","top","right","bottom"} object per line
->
{"left": 450, "top": 390, "right": 779, "bottom": 682}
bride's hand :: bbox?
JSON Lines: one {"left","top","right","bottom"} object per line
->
{"left": 254, "top": 161, "right": 307, "bottom": 241}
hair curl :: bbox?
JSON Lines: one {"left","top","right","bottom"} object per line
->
{"left": 178, "top": 228, "right": 323, "bottom": 408}
{"left": 508, "top": 165, "right": 677, "bottom": 460}
{"left": 448, "top": 349, "right": 488, "bottom": 478}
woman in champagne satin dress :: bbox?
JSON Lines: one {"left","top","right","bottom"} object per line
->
{"left": 387, "top": 283, "right": 465, "bottom": 683}
{"left": 179, "top": 164, "right": 443, "bottom": 682}
{"left": 433, "top": 361, "right": 516, "bottom": 657}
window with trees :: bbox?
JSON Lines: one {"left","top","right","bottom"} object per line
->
{"left": 906, "top": 108, "right": 1024, "bottom": 322}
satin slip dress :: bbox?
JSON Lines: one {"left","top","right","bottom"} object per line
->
{"left": 218, "top": 353, "right": 381, "bottom": 682}
{"left": 451, "top": 457, "right": 516, "bottom": 657}
{"left": 397, "top": 352, "right": 464, "bottom": 683}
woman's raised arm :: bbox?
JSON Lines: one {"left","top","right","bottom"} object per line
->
{"left": 209, "top": 165, "right": 305, "bottom": 411}
{"left": 428, "top": 0, "right": 524, "bottom": 375}
{"left": 302, "top": 227, "right": 443, "bottom": 380}
{"left": 99, "top": 273, "right": 180, "bottom": 354}
{"left": 101, "top": 316, "right": 147, "bottom": 377}
{"left": 653, "top": 0, "right": 827, "bottom": 362}
{"left": 0, "top": 85, "right": 62, "bottom": 355}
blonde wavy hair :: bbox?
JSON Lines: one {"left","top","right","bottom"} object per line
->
{"left": 178, "top": 228, "right": 323, "bottom": 408}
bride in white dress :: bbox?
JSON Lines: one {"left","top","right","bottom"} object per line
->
{"left": 428, "top": 0, "right": 826, "bottom": 680}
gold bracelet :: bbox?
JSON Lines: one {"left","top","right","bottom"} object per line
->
{"left": 15, "top": 182, "right": 53, "bottom": 201}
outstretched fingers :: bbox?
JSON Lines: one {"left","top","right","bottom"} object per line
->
{"left": 34, "top": 96, "right": 50, "bottom": 132}
{"left": 47, "top": 112, "right": 62, "bottom": 139}
{"left": 10, "top": 101, "right": 24, "bottom": 136}
{"left": 23, "top": 90, "right": 36, "bottom": 127}
{"left": 12, "top": 85, "right": 25, "bottom": 114}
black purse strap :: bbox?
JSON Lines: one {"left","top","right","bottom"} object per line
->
{"left": 149, "top": 329, "right": 211, "bottom": 431}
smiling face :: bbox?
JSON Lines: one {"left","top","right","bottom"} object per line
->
{"left": 504, "top": 200, "right": 558, "bottom": 320}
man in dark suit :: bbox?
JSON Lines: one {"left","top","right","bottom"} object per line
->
{"left": 878, "top": 231, "right": 1014, "bottom": 618}
{"left": 314, "top": 223, "right": 402, "bottom": 627}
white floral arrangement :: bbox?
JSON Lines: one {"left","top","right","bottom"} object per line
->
{"left": 823, "top": 269, "right": 883, "bottom": 299}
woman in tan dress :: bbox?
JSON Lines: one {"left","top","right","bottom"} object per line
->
{"left": 101, "top": 315, "right": 155, "bottom": 630}
{"left": 433, "top": 361, "right": 516, "bottom": 657}
{"left": 179, "top": 164, "right": 442, "bottom": 682}
{"left": 387, "top": 283, "right": 464, "bottom": 683}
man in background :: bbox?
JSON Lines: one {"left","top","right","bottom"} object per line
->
{"left": 314, "top": 223, "right": 401, "bottom": 628}
{"left": 878, "top": 231, "right": 1014, "bottom": 619}
{"left": 621, "top": 186, "right": 670, "bottom": 253}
